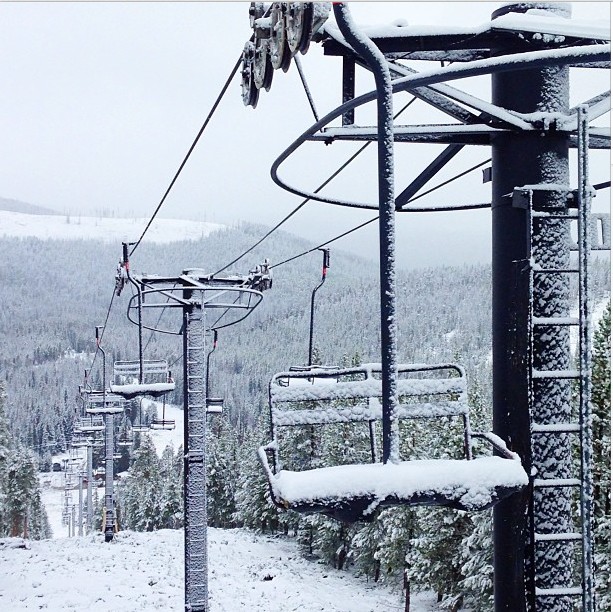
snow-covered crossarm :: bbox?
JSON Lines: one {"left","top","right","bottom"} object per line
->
{"left": 260, "top": 454, "right": 528, "bottom": 520}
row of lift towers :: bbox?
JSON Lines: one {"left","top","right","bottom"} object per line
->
{"left": 65, "top": 3, "right": 609, "bottom": 612}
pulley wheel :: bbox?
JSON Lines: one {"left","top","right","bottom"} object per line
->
{"left": 253, "top": 38, "right": 274, "bottom": 91}
{"left": 286, "top": 2, "right": 314, "bottom": 55}
{"left": 269, "top": 3, "right": 292, "bottom": 72}
{"left": 241, "top": 42, "right": 260, "bottom": 108}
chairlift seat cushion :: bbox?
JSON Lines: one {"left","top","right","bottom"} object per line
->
{"left": 268, "top": 457, "right": 528, "bottom": 521}
{"left": 85, "top": 406, "right": 124, "bottom": 415}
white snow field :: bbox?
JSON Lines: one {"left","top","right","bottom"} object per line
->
{"left": 27, "top": 420, "right": 440, "bottom": 612}
{"left": 0, "top": 210, "right": 223, "bottom": 243}
{"left": 0, "top": 528, "right": 441, "bottom": 611}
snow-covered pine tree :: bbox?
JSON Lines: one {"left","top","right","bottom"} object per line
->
{"left": 408, "top": 506, "right": 471, "bottom": 611}
{"left": 121, "top": 435, "right": 162, "bottom": 531}
{"left": 233, "top": 415, "right": 289, "bottom": 533}
{"left": 0, "top": 384, "right": 9, "bottom": 533}
{"left": 3, "top": 446, "right": 50, "bottom": 539}
{"left": 591, "top": 302, "right": 610, "bottom": 611}
{"left": 159, "top": 443, "right": 183, "bottom": 529}
{"left": 457, "top": 510, "right": 493, "bottom": 612}
{"left": 207, "top": 420, "right": 238, "bottom": 528}
{"left": 406, "top": 363, "right": 483, "bottom": 610}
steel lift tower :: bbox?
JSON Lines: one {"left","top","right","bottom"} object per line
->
{"left": 117, "top": 259, "right": 271, "bottom": 612}
{"left": 239, "top": 2, "right": 610, "bottom": 611}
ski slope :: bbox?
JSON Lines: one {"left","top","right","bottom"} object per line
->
{"left": 31, "top": 457, "right": 440, "bottom": 611}
{"left": 0, "top": 210, "right": 223, "bottom": 243}
{"left": 0, "top": 529, "right": 442, "bottom": 611}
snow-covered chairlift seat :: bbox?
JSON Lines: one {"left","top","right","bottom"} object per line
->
{"left": 85, "top": 392, "right": 125, "bottom": 415}
{"left": 74, "top": 416, "right": 105, "bottom": 433}
{"left": 149, "top": 417, "right": 175, "bottom": 430}
{"left": 110, "top": 360, "right": 175, "bottom": 399}
{"left": 259, "top": 363, "right": 528, "bottom": 522}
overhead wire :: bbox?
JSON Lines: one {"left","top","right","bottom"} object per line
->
{"left": 211, "top": 96, "right": 418, "bottom": 277}
{"left": 129, "top": 53, "right": 243, "bottom": 257}
{"left": 271, "top": 154, "right": 492, "bottom": 269}
{"left": 85, "top": 287, "right": 117, "bottom": 388}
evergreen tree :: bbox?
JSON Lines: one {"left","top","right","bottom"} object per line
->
{"left": 0, "top": 385, "right": 10, "bottom": 533}
{"left": 233, "top": 416, "right": 288, "bottom": 533}
{"left": 121, "top": 435, "right": 163, "bottom": 531}
{"left": 3, "top": 447, "right": 49, "bottom": 539}
{"left": 207, "top": 420, "right": 238, "bottom": 528}
{"left": 457, "top": 510, "right": 494, "bottom": 612}
{"left": 156, "top": 443, "right": 183, "bottom": 529}
{"left": 591, "top": 303, "right": 610, "bottom": 611}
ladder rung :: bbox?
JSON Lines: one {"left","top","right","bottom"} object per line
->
{"left": 532, "top": 423, "right": 580, "bottom": 433}
{"left": 535, "top": 587, "right": 582, "bottom": 597}
{"left": 534, "top": 478, "right": 581, "bottom": 488}
{"left": 532, "top": 268, "right": 579, "bottom": 274}
{"left": 535, "top": 532, "right": 582, "bottom": 542}
{"left": 532, "top": 212, "right": 578, "bottom": 219}
{"left": 532, "top": 370, "right": 580, "bottom": 379}
{"left": 532, "top": 317, "right": 580, "bottom": 326}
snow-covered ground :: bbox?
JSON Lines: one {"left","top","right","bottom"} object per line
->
{"left": 0, "top": 210, "right": 223, "bottom": 243}
{"left": 0, "top": 528, "right": 441, "bottom": 611}
{"left": 31, "top": 435, "right": 440, "bottom": 611}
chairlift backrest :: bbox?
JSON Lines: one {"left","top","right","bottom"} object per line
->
{"left": 270, "top": 363, "right": 468, "bottom": 428}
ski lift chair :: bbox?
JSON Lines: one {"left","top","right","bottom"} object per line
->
{"left": 131, "top": 398, "right": 153, "bottom": 432}
{"left": 149, "top": 394, "right": 176, "bottom": 430}
{"left": 75, "top": 415, "right": 105, "bottom": 433}
{"left": 116, "top": 428, "right": 134, "bottom": 448}
{"left": 84, "top": 392, "right": 125, "bottom": 415}
{"left": 110, "top": 360, "right": 175, "bottom": 400}
{"left": 259, "top": 363, "right": 529, "bottom": 522}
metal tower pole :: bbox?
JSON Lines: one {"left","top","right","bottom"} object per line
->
{"left": 104, "top": 413, "right": 115, "bottom": 542}
{"left": 86, "top": 443, "right": 93, "bottom": 533}
{"left": 491, "top": 4, "right": 571, "bottom": 611}
{"left": 183, "top": 298, "right": 208, "bottom": 612}
{"left": 78, "top": 468, "right": 83, "bottom": 536}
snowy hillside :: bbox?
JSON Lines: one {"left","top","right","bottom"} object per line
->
{"left": 0, "top": 210, "right": 224, "bottom": 243}
{"left": 0, "top": 528, "right": 442, "bottom": 611}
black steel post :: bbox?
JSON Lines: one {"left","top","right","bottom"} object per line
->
{"left": 342, "top": 55, "right": 355, "bottom": 126}
{"left": 183, "top": 289, "right": 208, "bottom": 612}
{"left": 491, "top": 4, "right": 571, "bottom": 611}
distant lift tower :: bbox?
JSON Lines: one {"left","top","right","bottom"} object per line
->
{"left": 83, "top": 327, "right": 125, "bottom": 542}
{"left": 239, "top": 2, "right": 610, "bottom": 611}
{"left": 117, "top": 258, "right": 271, "bottom": 612}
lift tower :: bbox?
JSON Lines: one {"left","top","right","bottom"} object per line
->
{"left": 239, "top": 2, "right": 610, "bottom": 611}
{"left": 119, "top": 262, "right": 271, "bottom": 612}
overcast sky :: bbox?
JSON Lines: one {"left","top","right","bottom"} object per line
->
{"left": 0, "top": 1, "right": 609, "bottom": 269}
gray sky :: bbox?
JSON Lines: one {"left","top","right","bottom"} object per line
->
{"left": 0, "top": 1, "right": 609, "bottom": 269}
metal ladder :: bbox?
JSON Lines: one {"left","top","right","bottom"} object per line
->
{"left": 184, "top": 304, "right": 208, "bottom": 612}
{"left": 524, "top": 107, "right": 609, "bottom": 611}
